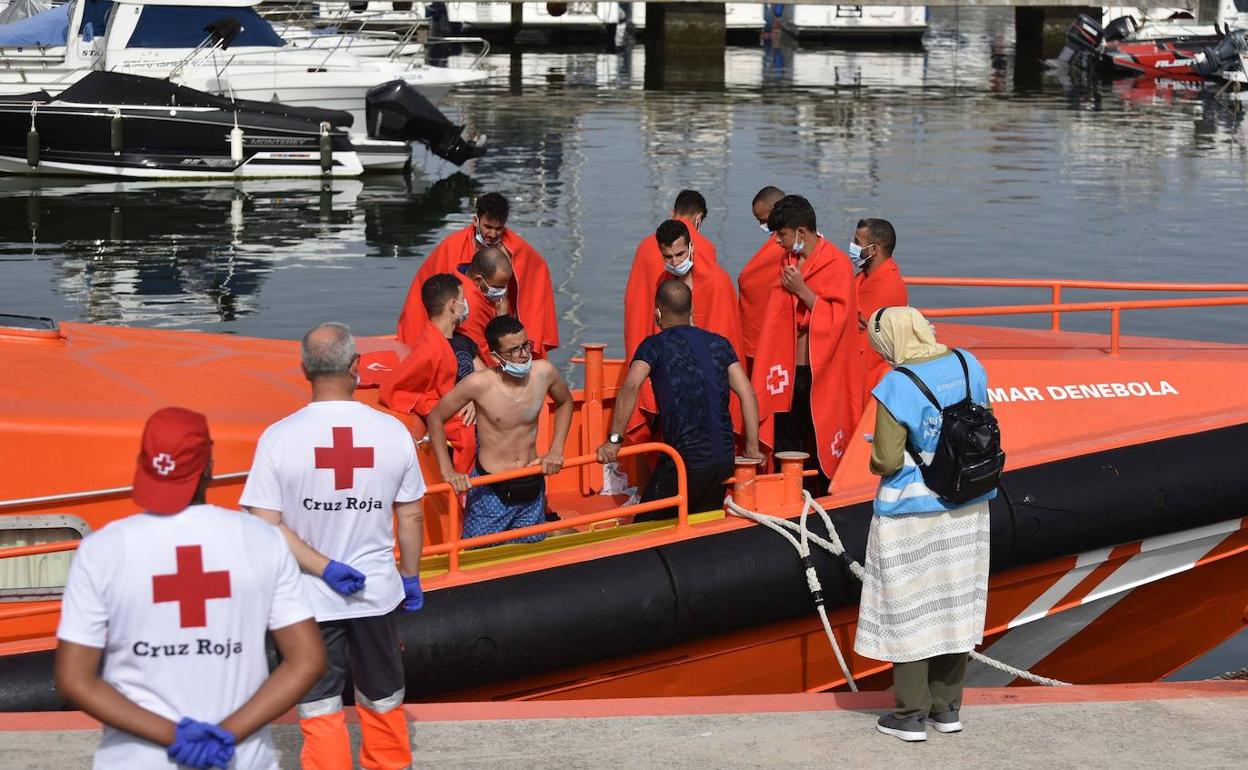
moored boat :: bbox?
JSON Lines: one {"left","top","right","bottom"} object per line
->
{"left": 0, "top": 279, "right": 1246, "bottom": 708}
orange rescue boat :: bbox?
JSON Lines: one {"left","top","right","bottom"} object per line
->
{"left": 1, "top": 278, "right": 1247, "bottom": 708}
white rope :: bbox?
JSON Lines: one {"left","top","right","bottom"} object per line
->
{"left": 724, "top": 491, "right": 1071, "bottom": 688}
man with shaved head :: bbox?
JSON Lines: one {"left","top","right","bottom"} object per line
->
{"left": 738, "top": 186, "right": 787, "bottom": 372}
{"left": 398, "top": 244, "right": 515, "bottom": 362}
{"left": 600, "top": 281, "right": 761, "bottom": 520}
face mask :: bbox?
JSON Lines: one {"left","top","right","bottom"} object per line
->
{"left": 475, "top": 228, "right": 500, "bottom": 247}
{"left": 456, "top": 297, "right": 469, "bottom": 324}
{"left": 664, "top": 254, "right": 694, "bottom": 277}
{"left": 484, "top": 283, "right": 508, "bottom": 300}
{"left": 759, "top": 222, "right": 770, "bottom": 233}
{"left": 790, "top": 236, "right": 805, "bottom": 256}
{"left": 500, "top": 359, "right": 531, "bottom": 378}
{"left": 848, "top": 242, "right": 866, "bottom": 269}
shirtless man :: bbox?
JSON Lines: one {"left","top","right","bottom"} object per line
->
{"left": 427, "top": 315, "right": 574, "bottom": 543}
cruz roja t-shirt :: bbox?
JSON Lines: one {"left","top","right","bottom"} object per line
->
{"left": 633, "top": 325, "right": 738, "bottom": 469}
{"left": 56, "top": 505, "right": 313, "bottom": 770}
{"left": 240, "top": 400, "right": 427, "bottom": 621}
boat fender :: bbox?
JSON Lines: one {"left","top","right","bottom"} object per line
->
{"left": 230, "top": 116, "right": 243, "bottom": 165}
{"left": 319, "top": 122, "right": 332, "bottom": 174}
{"left": 110, "top": 108, "right": 122, "bottom": 156}
{"left": 26, "top": 103, "right": 38, "bottom": 168}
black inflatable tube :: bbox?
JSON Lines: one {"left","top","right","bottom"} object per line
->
{"left": 2, "top": 423, "right": 1245, "bottom": 710}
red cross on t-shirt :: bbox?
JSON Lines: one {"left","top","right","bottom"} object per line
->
{"left": 314, "top": 426, "right": 375, "bottom": 490}
{"left": 152, "top": 545, "right": 232, "bottom": 628}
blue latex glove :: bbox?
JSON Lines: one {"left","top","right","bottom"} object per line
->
{"left": 401, "top": 574, "right": 424, "bottom": 612}
{"left": 322, "top": 560, "right": 366, "bottom": 596}
{"left": 168, "top": 718, "right": 235, "bottom": 769}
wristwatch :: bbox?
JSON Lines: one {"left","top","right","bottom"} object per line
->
{"left": 607, "top": 433, "right": 623, "bottom": 445}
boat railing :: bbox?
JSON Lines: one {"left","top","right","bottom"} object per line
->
{"left": 421, "top": 441, "right": 689, "bottom": 580}
{"left": 909, "top": 277, "right": 1248, "bottom": 354}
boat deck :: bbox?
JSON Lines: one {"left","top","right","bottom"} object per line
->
{"left": 0, "top": 681, "right": 1243, "bottom": 768}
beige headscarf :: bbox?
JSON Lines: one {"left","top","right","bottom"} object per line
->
{"left": 866, "top": 306, "right": 948, "bottom": 367}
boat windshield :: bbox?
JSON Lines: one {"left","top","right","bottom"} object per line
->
{"left": 79, "top": 0, "right": 113, "bottom": 39}
{"left": 127, "top": 6, "right": 285, "bottom": 49}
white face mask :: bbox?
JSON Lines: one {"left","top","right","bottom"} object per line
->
{"left": 500, "top": 359, "right": 531, "bottom": 378}
{"left": 455, "top": 297, "right": 469, "bottom": 324}
{"left": 664, "top": 254, "right": 694, "bottom": 277}
{"left": 484, "top": 283, "right": 508, "bottom": 300}
{"left": 848, "top": 242, "right": 866, "bottom": 270}
{"left": 790, "top": 236, "right": 805, "bottom": 256}
{"left": 663, "top": 242, "right": 694, "bottom": 277}
{"left": 759, "top": 222, "right": 770, "bottom": 233}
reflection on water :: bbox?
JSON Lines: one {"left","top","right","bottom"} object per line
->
{"left": 2, "top": 9, "right": 1247, "bottom": 355}
{"left": 0, "top": 7, "right": 1245, "bottom": 677}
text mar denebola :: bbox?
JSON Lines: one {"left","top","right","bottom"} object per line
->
{"left": 987, "top": 381, "right": 1179, "bottom": 404}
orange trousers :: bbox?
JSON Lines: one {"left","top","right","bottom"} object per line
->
{"left": 300, "top": 705, "right": 412, "bottom": 770}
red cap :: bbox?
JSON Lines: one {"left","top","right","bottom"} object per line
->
{"left": 133, "top": 407, "right": 212, "bottom": 515}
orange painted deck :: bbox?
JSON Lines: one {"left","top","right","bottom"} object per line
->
{"left": 0, "top": 681, "right": 1243, "bottom": 769}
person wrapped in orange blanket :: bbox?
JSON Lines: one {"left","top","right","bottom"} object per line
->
{"left": 622, "top": 218, "right": 743, "bottom": 443}
{"left": 851, "top": 218, "right": 909, "bottom": 403}
{"left": 381, "top": 273, "right": 483, "bottom": 474}
{"left": 397, "top": 245, "right": 514, "bottom": 362}
{"left": 738, "top": 185, "right": 788, "bottom": 374}
{"left": 396, "top": 192, "right": 559, "bottom": 357}
{"left": 750, "top": 195, "right": 864, "bottom": 492}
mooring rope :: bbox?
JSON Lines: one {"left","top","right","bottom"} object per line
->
{"left": 724, "top": 491, "right": 1072, "bottom": 688}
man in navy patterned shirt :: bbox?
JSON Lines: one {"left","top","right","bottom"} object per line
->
{"left": 599, "top": 281, "right": 761, "bottom": 519}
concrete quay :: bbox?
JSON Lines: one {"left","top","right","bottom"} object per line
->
{"left": 0, "top": 681, "right": 1243, "bottom": 768}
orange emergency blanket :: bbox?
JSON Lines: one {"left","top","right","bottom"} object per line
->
{"left": 855, "top": 258, "right": 909, "bottom": 404}
{"left": 396, "top": 269, "right": 494, "bottom": 360}
{"left": 379, "top": 321, "right": 476, "bottom": 474}
{"left": 396, "top": 225, "right": 559, "bottom": 357}
{"left": 737, "top": 238, "right": 787, "bottom": 368}
{"left": 750, "top": 239, "right": 864, "bottom": 478}
{"left": 621, "top": 226, "right": 740, "bottom": 441}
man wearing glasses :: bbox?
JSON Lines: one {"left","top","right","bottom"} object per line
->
{"left": 426, "top": 316, "right": 574, "bottom": 544}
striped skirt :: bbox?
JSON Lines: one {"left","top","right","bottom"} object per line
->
{"left": 853, "top": 501, "right": 991, "bottom": 663}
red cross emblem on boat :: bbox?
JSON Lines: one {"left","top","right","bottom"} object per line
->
{"left": 766, "top": 365, "right": 790, "bottom": 396}
{"left": 152, "top": 545, "right": 231, "bottom": 628}
{"left": 315, "top": 426, "right": 375, "bottom": 490}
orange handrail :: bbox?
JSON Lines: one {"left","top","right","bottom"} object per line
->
{"left": 921, "top": 296, "right": 1248, "bottom": 354}
{"left": 422, "top": 442, "right": 688, "bottom": 576}
{"left": 907, "top": 277, "right": 1248, "bottom": 333}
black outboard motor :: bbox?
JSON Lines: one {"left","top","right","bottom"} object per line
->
{"left": 365, "top": 81, "right": 487, "bottom": 166}
{"left": 1053, "top": 13, "right": 1105, "bottom": 68}
{"left": 1194, "top": 29, "right": 1248, "bottom": 77}
{"left": 1102, "top": 15, "right": 1139, "bottom": 44}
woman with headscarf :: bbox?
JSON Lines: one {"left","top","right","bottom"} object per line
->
{"left": 854, "top": 306, "right": 996, "bottom": 742}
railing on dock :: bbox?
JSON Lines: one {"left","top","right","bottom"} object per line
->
{"left": 909, "top": 278, "right": 1248, "bottom": 354}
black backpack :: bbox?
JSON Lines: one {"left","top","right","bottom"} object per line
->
{"left": 895, "top": 349, "right": 1005, "bottom": 504}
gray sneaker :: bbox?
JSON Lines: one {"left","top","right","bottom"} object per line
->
{"left": 876, "top": 713, "right": 927, "bottom": 742}
{"left": 928, "top": 710, "right": 962, "bottom": 733}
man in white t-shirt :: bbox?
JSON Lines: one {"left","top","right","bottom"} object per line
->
{"left": 241, "top": 322, "right": 426, "bottom": 770}
{"left": 55, "top": 407, "right": 325, "bottom": 770}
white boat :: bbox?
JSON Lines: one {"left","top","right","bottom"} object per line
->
{"left": 627, "top": 3, "right": 766, "bottom": 33}
{"left": 779, "top": 5, "right": 928, "bottom": 40}
{"left": 0, "top": 0, "right": 489, "bottom": 126}
{"left": 1102, "top": 1, "right": 1248, "bottom": 41}
{"left": 445, "top": 2, "right": 624, "bottom": 34}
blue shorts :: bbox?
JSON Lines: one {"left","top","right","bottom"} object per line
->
{"left": 463, "top": 463, "right": 547, "bottom": 545}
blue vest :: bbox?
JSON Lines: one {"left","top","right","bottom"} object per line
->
{"left": 871, "top": 349, "right": 998, "bottom": 516}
